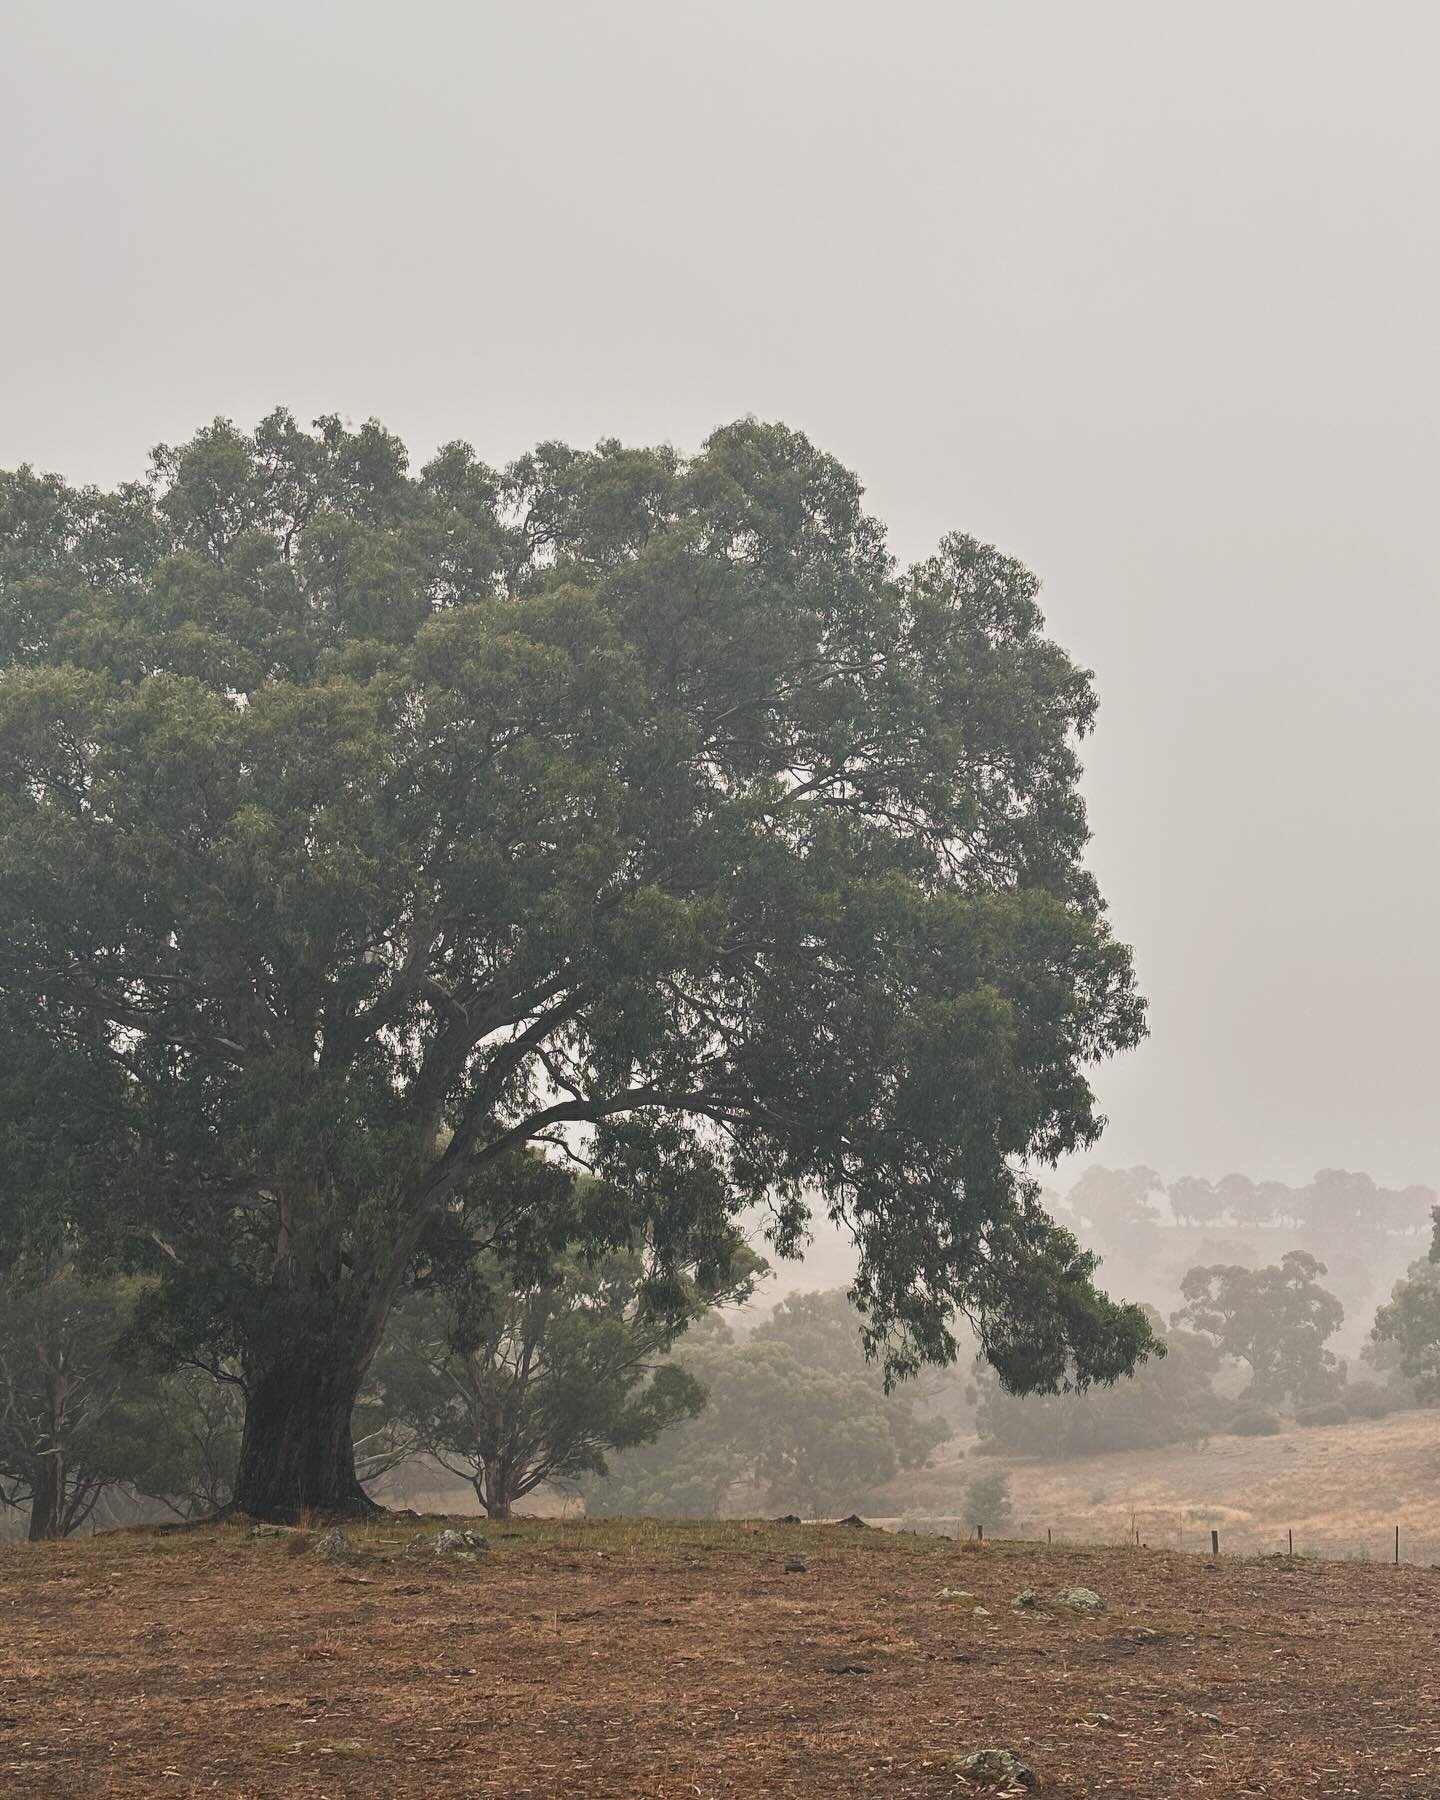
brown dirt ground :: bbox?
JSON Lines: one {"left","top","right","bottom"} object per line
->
{"left": 3, "top": 1517, "right": 1440, "bottom": 1798}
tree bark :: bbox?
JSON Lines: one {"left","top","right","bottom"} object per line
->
{"left": 28, "top": 1453, "right": 63, "bottom": 1541}
{"left": 477, "top": 1463, "right": 515, "bottom": 1520}
{"left": 233, "top": 1349, "right": 379, "bottom": 1522}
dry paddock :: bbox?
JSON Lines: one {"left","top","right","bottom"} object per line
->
{"left": 2, "top": 1517, "right": 1439, "bottom": 1798}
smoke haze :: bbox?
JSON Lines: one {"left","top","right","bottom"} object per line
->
{"left": 3, "top": 1, "right": 1436, "bottom": 1190}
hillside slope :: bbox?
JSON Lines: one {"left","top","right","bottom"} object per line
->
{"left": 883, "top": 1406, "right": 1440, "bottom": 1560}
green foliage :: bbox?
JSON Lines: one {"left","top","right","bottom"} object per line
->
{"left": 584, "top": 1288, "right": 950, "bottom": 1518}
{"left": 0, "top": 411, "right": 1152, "bottom": 1513}
{"left": 1173, "top": 1252, "right": 1344, "bottom": 1407}
{"left": 1371, "top": 1254, "right": 1440, "bottom": 1404}
{"left": 1227, "top": 1406, "right": 1282, "bottom": 1437}
{"left": 374, "top": 1232, "right": 761, "bottom": 1516}
{"left": 962, "top": 1469, "right": 1012, "bottom": 1533}
{"left": 154, "top": 1369, "right": 245, "bottom": 1513}
{"left": 1294, "top": 1402, "right": 1349, "bottom": 1428}
{"left": 1338, "top": 1380, "right": 1397, "bottom": 1421}
{"left": 973, "top": 1307, "right": 1222, "bottom": 1457}
{"left": 0, "top": 1264, "right": 188, "bottom": 1537}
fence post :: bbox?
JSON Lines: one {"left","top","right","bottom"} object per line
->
{"left": 1395, "top": 1525, "right": 1400, "bottom": 1566}
{"left": 977, "top": 1523, "right": 983, "bottom": 1542}
{"left": 1288, "top": 1529, "right": 1293, "bottom": 1556}
{"left": 1211, "top": 1529, "right": 1219, "bottom": 1556}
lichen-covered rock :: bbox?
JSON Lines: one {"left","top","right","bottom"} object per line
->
{"left": 249, "top": 1523, "right": 287, "bottom": 1539}
{"left": 1053, "top": 1586, "right": 1103, "bottom": 1612}
{"left": 412, "top": 1527, "right": 489, "bottom": 1558}
{"left": 312, "top": 1527, "right": 356, "bottom": 1561}
{"left": 936, "top": 1587, "right": 979, "bottom": 1604}
{"left": 1010, "top": 1588, "right": 1040, "bottom": 1610}
{"left": 956, "top": 1747, "right": 1036, "bottom": 1788}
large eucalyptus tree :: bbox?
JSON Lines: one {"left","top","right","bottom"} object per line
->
{"left": 0, "top": 412, "right": 1152, "bottom": 1518}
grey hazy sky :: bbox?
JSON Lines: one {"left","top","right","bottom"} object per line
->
{"left": 3, "top": 1, "right": 1436, "bottom": 1194}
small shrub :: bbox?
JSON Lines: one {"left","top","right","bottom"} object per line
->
{"left": 1295, "top": 1402, "right": 1348, "bottom": 1429}
{"left": 1341, "top": 1381, "right": 1396, "bottom": 1420}
{"left": 1228, "top": 1407, "right": 1282, "bottom": 1437}
{"left": 963, "top": 1470, "right": 1012, "bottom": 1534}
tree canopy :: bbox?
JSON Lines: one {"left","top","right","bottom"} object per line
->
{"left": 973, "top": 1305, "right": 1223, "bottom": 1458}
{"left": 0, "top": 410, "right": 1151, "bottom": 1517}
{"left": 583, "top": 1288, "right": 950, "bottom": 1519}
{"left": 1172, "top": 1252, "right": 1344, "bottom": 1407}
{"left": 1370, "top": 1210, "right": 1440, "bottom": 1404}
{"left": 374, "top": 1234, "right": 761, "bottom": 1517}
{"left": 0, "top": 1265, "right": 183, "bottom": 1538}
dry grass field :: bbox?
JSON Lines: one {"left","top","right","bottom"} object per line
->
{"left": 4, "top": 1515, "right": 1440, "bottom": 1797}
{"left": 881, "top": 1407, "right": 1440, "bottom": 1561}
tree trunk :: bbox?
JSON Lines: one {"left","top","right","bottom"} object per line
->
{"left": 233, "top": 1349, "right": 378, "bottom": 1522}
{"left": 28, "top": 1453, "right": 63, "bottom": 1541}
{"left": 477, "top": 1456, "right": 521, "bottom": 1520}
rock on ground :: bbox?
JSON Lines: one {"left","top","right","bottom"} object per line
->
{"left": 1053, "top": 1586, "right": 1104, "bottom": 1612}
{"left": 410, "top": 1528, "right": 489, "bottom": 1558}
{"left": 956, "top": 1747, "right": 1037, "bottom": 1787}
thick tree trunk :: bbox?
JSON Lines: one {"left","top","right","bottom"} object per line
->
{"left": 477, "top": 1454, "right": 523, "bottom": 1520}
{"left": 233, "top": 1351, "right": 378, "bottom": 1522}
{"left": 28, "top": 1454, "right": 63, "bottom": 1541}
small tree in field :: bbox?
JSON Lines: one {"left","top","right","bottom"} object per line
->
{"left": 1172, "top": 1251, "right": 1344, "bottom": 1407}
{"left": 963, "top": 1468, "right": 1012, "bottom": 1535}
{"left": 0, "top": 1265, "right": 180, "bottom": 1538}
{"left": 1370, "top": 1210, "right": 1440, "bottom": 1403}
{"left": 375, "top": 1236, "right": 761, "bottom": 1518}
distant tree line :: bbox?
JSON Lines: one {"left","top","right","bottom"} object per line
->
{"left": 1067, "top": 1166, "right": 1435, "bottom": 1245}
{"left": 973, "top": 1217, "right": 1440, "bottom": 1460}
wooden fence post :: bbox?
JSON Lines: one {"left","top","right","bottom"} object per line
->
{"left": 1211, "top": 1529, "right": 1219, "bottom": 1556}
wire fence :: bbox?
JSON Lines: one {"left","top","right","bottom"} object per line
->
{"left": 876, "top": 1513, "right": 1440, "bottom": 1566}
